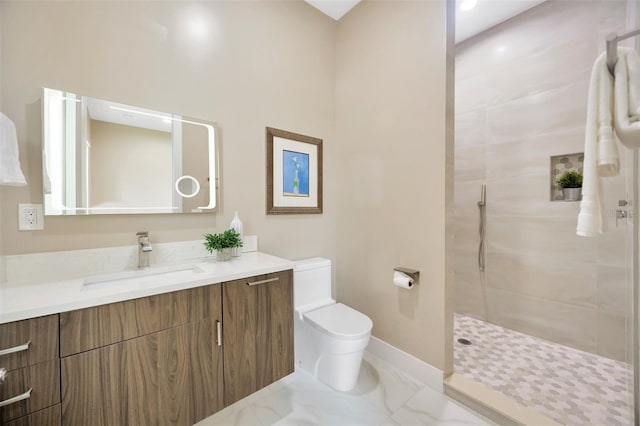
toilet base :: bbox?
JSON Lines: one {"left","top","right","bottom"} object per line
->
{"left": 315, "top": 351, "right": 366, "bottom": 391}
{"left": 294, "top": 309, "right": 370, "bottom": 392}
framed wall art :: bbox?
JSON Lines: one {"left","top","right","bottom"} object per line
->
{"left": 266, "top": 127, "right": 323, "bottom": 215}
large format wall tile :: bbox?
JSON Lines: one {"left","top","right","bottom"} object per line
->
{"left": 596, "top": 220, "right": 628, "bottom": 268}
{"left": 485, "top": 126, "right": 585, "bottom": 181}
{"left": 454, "top": 0, "right": 629, "bottom": 360}
{"left": 457, "top": 0, "right": 598, "bottom": 76}
{"left": 455, "top": 145, "right": 486, "bottom": 182}
{"left": 454, "top": 214, "right": 480, "bottom": 253}
{"left": 454, "top": 180, "right": 485, "bottom": 217}
{"left": 486, "top": 39, "right": 594, "bottom": 106}
{"left": 486, "top": 215, "right": 597, "bottom": 263}
{"left": 596, "top": 311, "right": 628, "bottom": 362}
{"left": 486, "top": 287, "right": 597, "bottom": 354}
{"left": 455, "top": 109, "right": 487, "bottom": 148}
{"left": 486, "top": 252, "right": 597, "bottom": 308}
{"left": 596, "top": 264, "right": 629, "bottom": 315}
{"left": 597, "top": 0, "right": 628, "bottom": 44}
{"left": 487, "top": 174, "right": 581, "bottom": 217}
{"left": 455, "top": 73, "right": 487, "bottom": 114}
{"left": 454, "top": 249, "right": 487, "bottom": 320}
{"left": 487, "top": 81, "right": 590, "bottom": 145}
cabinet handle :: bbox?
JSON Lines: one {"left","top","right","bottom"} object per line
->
{"left": 0, "top": 341, "right": 31, "bottom": 357}
{"left": 216, "top": 321, "right": 222, "bottom": 347}
{"left": 0, "top": 388, "right": 32, "bottom": 408}
{"left": 0, "top": 368, "right": 6, "bottom": 384}
{"left": 246, "top": 277, "right": 279, "bottom": 286}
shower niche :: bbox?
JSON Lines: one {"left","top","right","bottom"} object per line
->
{"left": 550, "top": 153, "right": 584, "bottom": 201}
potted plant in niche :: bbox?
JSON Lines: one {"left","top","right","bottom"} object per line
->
{"left": 557, "top": 170, "right": 583, "bottom": 201}
{"left": 204, "top": 229, "right": 243, "bottom": 261}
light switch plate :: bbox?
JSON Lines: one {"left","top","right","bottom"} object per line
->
{"left": 18, "top": 203, "right": 44, "bottom": 231}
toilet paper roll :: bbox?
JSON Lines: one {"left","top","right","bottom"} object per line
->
{"left": 393, "top": 271, "right": 414, "bottom": 289}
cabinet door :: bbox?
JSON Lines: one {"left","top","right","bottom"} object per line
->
{"left": 157, "top": 318, "right": 223, "bottom": 425}
{"left": 61, "top": 332, "right": 159, "bottom": 426}
{"left": 61, "top": 286, "right": 223, "bottom": 426}
{"left": 222, "top": 270, "right": 294, "bottom": 406}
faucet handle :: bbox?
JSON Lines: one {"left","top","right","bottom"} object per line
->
{"left": 136, "top": 231, "right": 149, "bottom": 238}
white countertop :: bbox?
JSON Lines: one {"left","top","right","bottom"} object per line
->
{"left": 0, "top": 252, "right": 294, "bottom": 324}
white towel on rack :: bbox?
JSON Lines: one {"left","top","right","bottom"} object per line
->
{"left": 597, "top": 60, "right": 619, "bottom": 177}
{"left": 0, "top": 112, "right": 27, "bottom": 186}
{"left": 577, "top": 52, "right": 618, "bottom": 237}
{"left": 613, "top": 47, "right": 640, "bottom": 148}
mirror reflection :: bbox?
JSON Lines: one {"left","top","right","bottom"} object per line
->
{"left": 42, "top": 88, "right": 218, "bottom": 215}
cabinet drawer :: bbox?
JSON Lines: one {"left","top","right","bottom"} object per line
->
{"left": 0, "top": 315, "right": 58, "bottom": 371}
{"left": 60, "top": 285, "right": 219, "bottom": 356}
{"left": 0, "top": 360, "right": 60, "bottom": 423}
{"left": 2, "top": 404, "right": 61, "bottom": 426}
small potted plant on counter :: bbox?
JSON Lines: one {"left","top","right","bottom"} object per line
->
{"left": 557, "top": 170, "right": 583, "bottom": 201}
{"left": 204, "top": 229, "right": 243, "bottom": 261}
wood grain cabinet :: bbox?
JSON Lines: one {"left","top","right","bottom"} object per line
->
{"left": 60, "top": 285, "right": 223, "bottom": 426}
{"left": 3, "top": 268, "right": 294, "bottom": 426}
{"left": 0, "top": 315, "right": 60, "bottom": 426}
{"left": 222, "top": 270, "right": 294, "bottom": 406}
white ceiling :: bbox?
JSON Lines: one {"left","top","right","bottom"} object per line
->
{"left": 304, "top": 0, "right": 548, "bottom": 44}
{"left": 304, "top": 0, "right": 360, "bottom": 20}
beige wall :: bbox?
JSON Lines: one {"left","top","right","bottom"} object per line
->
{"left": 454, "top": 0, "right": 630, "bottom": 361}
{"left": 1, "top": 0, "right": 455, "bottom": 369}
{"left": 89, "top": 120, "right": 173, "bottom": 208}
{"left": 0, "top": 1, "right": 336, "bottom": 264}
{"left": 335, "top": 0, "right": 453, "bottom": 370}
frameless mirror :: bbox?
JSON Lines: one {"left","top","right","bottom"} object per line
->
{"left": 42, "top": 88, "right": 218, "bottom": 215}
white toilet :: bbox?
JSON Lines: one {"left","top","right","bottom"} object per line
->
{"left": 293, "top": 257, "right": 373, "bottom": 392}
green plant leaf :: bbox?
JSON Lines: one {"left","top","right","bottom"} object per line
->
{"left": 203, "top": 229, "right": 244, "bottom": 253}
{"left": 556, "top": 170, "right": 583, "bottom": 188}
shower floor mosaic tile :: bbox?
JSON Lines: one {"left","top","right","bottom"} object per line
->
{"left": 454, "top": 314, "right": 633, "bottom": 425}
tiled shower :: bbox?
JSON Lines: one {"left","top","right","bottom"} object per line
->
{"left": 453, "top": 0, "right": 635, "bottom": 423}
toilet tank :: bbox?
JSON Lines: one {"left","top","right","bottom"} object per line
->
{"left": 293, "top": 257, "right": 332, "bottom": 308}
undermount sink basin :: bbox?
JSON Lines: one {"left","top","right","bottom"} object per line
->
{"left": 82, "top": 262, "right": 205, "bottom": 290}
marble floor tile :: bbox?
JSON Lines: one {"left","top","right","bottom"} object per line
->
{"left": 198, "top": 351, "right": 490, "bottom": 426}
{"left": 387, "top": 386, "right": 488, "bottom": 426}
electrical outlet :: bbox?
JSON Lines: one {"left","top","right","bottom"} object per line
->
{"left": 18, "top": 203, "right": 44, "bottom": 231}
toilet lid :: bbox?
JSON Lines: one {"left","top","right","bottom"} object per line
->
{"left": 303, "top": 303, "right": 373, "bottom": 340}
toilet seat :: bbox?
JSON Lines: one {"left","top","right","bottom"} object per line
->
{"left": 303, "top": 303, "right": 372, "bottom": 340}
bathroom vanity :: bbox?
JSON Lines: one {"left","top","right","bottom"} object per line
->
{"left": 0, "top": 253, "right": 294, "bottom": 426}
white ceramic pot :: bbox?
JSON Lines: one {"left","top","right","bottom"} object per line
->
{"left": 216, "top": 248, "right": 232, "bottom": 262}
{"left": 562, "top": 187, "right": 582, "bottom": 201}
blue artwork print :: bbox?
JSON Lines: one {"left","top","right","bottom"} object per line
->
{"left": 282, "top": 150, "right": 309, "bottom": 197}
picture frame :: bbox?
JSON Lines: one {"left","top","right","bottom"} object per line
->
{"left": 266, "top": 127, "right": 323, "bottom": 215}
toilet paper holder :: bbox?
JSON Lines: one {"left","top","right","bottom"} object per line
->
{"left": 393, "top": 267, "right": 419, "bottom": 284}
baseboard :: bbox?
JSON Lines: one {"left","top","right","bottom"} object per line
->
{"left": 366, "top": 336, "right": 444, "bottom": 393}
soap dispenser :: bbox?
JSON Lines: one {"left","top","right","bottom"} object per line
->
{"left": 230, "top": 211, "right": 243, "bottom": 257}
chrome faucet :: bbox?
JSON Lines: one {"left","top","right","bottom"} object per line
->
{"left": 136, "top": 232, "right": 152, "bottom": 269}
